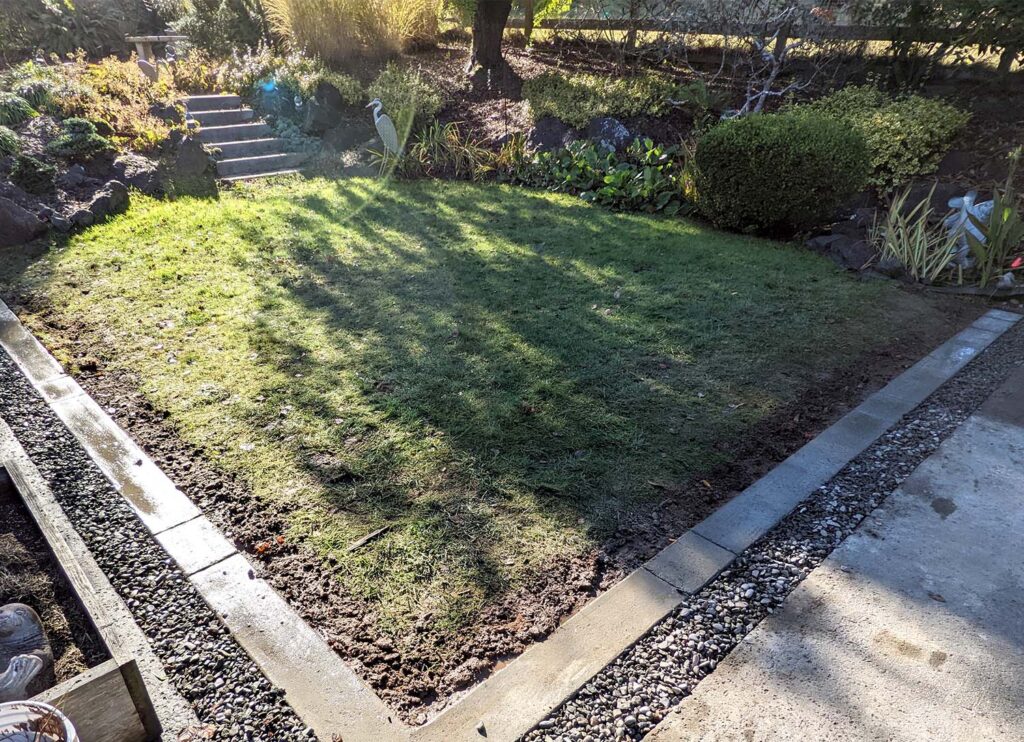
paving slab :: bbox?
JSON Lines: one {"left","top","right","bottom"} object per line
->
{"left": 155, "top": 515, "right": 237, "bottom": 576}
{"left": 414, "top": 568, "right": 683, "bottom": 742}
{"left": 643, "top": 531, "right": 735, "bottom": 593}
{"left": 647, "top": 379, "right": 1024, "bottom": 742}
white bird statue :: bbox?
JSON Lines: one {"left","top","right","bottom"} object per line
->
{"left": 367, "top": 98, "right": 401, "bottom": 173}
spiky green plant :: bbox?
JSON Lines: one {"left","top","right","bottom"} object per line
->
{"left": 0, "top": 125, "right": 20, "bottom": 157}
{"left": 0, "top": 92, "right": 36, "bottom": 127}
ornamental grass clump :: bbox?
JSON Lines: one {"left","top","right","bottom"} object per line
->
{"left": 694, "top": 110, "right": 870, "bottom": 235}
{"left": 0, "top": 92, "right": 36, "bottom": 127}
{"left": 0, "top": 126, "right": 20, "bottom": 157}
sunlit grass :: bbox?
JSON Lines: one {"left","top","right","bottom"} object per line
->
{"left": 0, "top": 177, "right": 952, "bottom": 650}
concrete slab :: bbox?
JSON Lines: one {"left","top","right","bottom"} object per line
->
{"left": 49, "top": 391, "right": 200, "bottom": 534}
{"left": 414, "top": 569, "right": 683, "bottom": 742}
{"left": 692, "top": 459, "right": 817, "bottom": 555}
{"left": 192, "top": 554, "right": 405, "bottom": 742}
{"left": 155, "top": 516, "right": 237, "bottom": 576}
{"left": 972, "top": 312, "right": 1021, "bottom": 333}
{"left": 648, "top": 398, "right": 1024, "bottom": 741}
{"left": 644, "top": 531, "right": 736, "bottom": 593}
{"left": 0, "top": 309, "right": 66, "bottom": 386}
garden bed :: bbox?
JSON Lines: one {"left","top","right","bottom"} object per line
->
{"left": 0, "top": 470, "right": 107, "bottom": 684}
{"left": 0, "top": 176, "right": 982, "bottom": 719}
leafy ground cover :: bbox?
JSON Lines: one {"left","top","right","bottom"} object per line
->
{"left": 0, "top": 177, "right": 965, "bottom": 665}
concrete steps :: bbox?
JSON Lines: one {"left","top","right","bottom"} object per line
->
{"left": 183, "top": 95, "right": 306, "bottom": 181}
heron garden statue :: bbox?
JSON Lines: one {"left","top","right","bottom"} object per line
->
{"left": 367, "top": 98, "right": 401, "bottom": 174}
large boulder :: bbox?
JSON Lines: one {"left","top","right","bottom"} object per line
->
{"left": 0, "top": 196, "right": 47, "bottom": 247}
{"left": 167, "top": 136, "right": 217, "bottom": 196}
{"left": 303, "top": 98, "right": 337, "bottom": 136}
{"left": 113, "top": 154, "right": 161, "bottom": 195}
{"left": 87, "top": 180, "right": 130, "bottom": 222}
{"left": 586, "top": 117, "right": 631, "bottom": 152}
{"left": 805, "top": 233, "right": 876, "bottom": 271}
{"left": 527, "top": 117, "right": 580, "bottom": 152}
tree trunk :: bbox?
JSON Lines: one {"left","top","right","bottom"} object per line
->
{"left": 468, "top": 0, "right": 513, "bottom": 72}
{"left": 524, "top": 0, "right": 535, "bottom": 43}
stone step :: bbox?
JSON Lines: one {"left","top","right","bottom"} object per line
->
{"left": 183, "top": 94, "right": 242, "bottom": 112}
{"left": 189, "top": 108, "right": 254, "bottom": 127}
{"left": 197, "top": 122, "right": 272, "bottom": 144}
{"left": 221, "top": 169, "right": 303, "bottom": 183}
{"left": 216, "top": 152, "right": 307, "bottom": 178}
{"left": 212, "top": 138, "right": 290, "bottom": 159}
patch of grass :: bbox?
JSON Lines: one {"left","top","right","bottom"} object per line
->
{"left": 0, "top": 179, "right": 949, "bottom": 646}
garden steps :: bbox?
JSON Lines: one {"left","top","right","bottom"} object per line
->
{"left": 183, "top": 94, "right": 307, "bottom": 181}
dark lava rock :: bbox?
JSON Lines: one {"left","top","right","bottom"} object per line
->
{"left": 87, "top": 180, "right": 130, "bottom": 221}
{"left": 303, "top": 98, "right": 337, "bottom": 136}
{"left": 0, "top": 196, "right": 47, "bottom": 247}
{"left": 70, "top": 208, "right": 94, "bottom": 227}
{"left": 586, "top": 116, "right": 631, "bottom": 152}
{"left": 904, "top": 180, "right": 965, "bottom": 216}
{"left": 527, "top": 116, "right": 580, "bottom": 152}
{"left": 169, "top": 137, "right": 217, "bottom": 196}
{"left": 113, "top": 154, "right": 161, "bottom": 195}
{"left": 805, "top": 234, "right": 876, "bottom": 271}
{"left": 50, "top": 214, "right": 71, "bottom": 232}
{"left": 56, "top": 164, "right": 88, "bottom": 190}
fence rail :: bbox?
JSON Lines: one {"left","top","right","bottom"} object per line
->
{"left": 505, "top": 17, "right": 968, "bottom": 44}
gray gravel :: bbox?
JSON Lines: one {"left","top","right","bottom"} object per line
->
{"left": 0, "top": 349, "right": 312, "bottom": 741}
{"left": 522, "top": 321, "right": 1024, "bottom": 742}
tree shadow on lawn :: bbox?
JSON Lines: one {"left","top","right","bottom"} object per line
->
{"left": 212, "top": 177, "right": 921, "bottom": 630}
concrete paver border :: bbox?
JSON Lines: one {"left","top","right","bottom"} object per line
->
{"left": 0, "top": 298, "right": 1017, "bottom": 742}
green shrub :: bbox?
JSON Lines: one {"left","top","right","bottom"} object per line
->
{"left": 0, "top": 93, "right": 37, "bottom": 127}
{"left": 367, "top": 62, "right": 442, "bottom": 137}
{"left": 522, "top": 71, "right": 679, "bottom": 129}
{"left": 46, "top": 117, "right": 115, "bottom": 161}
{"left": 0, "top": 126, "right": 20, "bottom": 157}
{"left": 11, "top": 154, "right": 56, "bottom": 194}
{"left": 507, "top": 138, "right": 691, "bottom": 216}
{"left": 318, "top": 70, "right": 364, "bottom": 107}
{"left": 694, "top": 110, "right": 870, "bottom": 234}
{"left": 800, "top": 86, "right": 970, "bottom": 188}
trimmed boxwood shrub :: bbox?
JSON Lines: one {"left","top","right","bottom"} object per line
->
{"left": 694, "top": 111, "right": 870, "bottom": 235}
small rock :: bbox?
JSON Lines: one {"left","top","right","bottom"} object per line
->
{"left": 527, "top": 117, "right": 580, "bottom": 152}
{"left": 586, "top": 117, "right": 631, "bottom": 152}
{"left": 0, "top": 196, "right": 47, "bottom": 247}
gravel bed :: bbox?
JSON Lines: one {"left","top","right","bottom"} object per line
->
{"left": 0, "top": 349, "right": 311, "bottom": 741}
{"left": 523, "top": 322, "right": 1024, "bottom": 742}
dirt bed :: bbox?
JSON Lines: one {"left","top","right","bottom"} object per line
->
{"left": 0, "top": 468, "right": 108, "bottom": 684}
{"left": 50, "top": 292, "right": 984, "bottom": 722}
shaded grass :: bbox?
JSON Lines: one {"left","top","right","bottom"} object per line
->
{"left": 0, "top": 177, "right": 950, "bottom": 639}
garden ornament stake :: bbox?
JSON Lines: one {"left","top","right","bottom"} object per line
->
{"left": 367, "top": 98, "right": 400, "bottom": 174}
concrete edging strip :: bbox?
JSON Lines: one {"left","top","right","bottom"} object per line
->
{"left": 0, "top": 297, "right": 1018, "bottom": 742}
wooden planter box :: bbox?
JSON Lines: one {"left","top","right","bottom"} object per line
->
{"left": 1, "top": 457, "right": 160, "bottom": 741}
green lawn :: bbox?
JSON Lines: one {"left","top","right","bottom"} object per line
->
{"left": 0, "top": 177, "right": 952, "bottom": 644}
